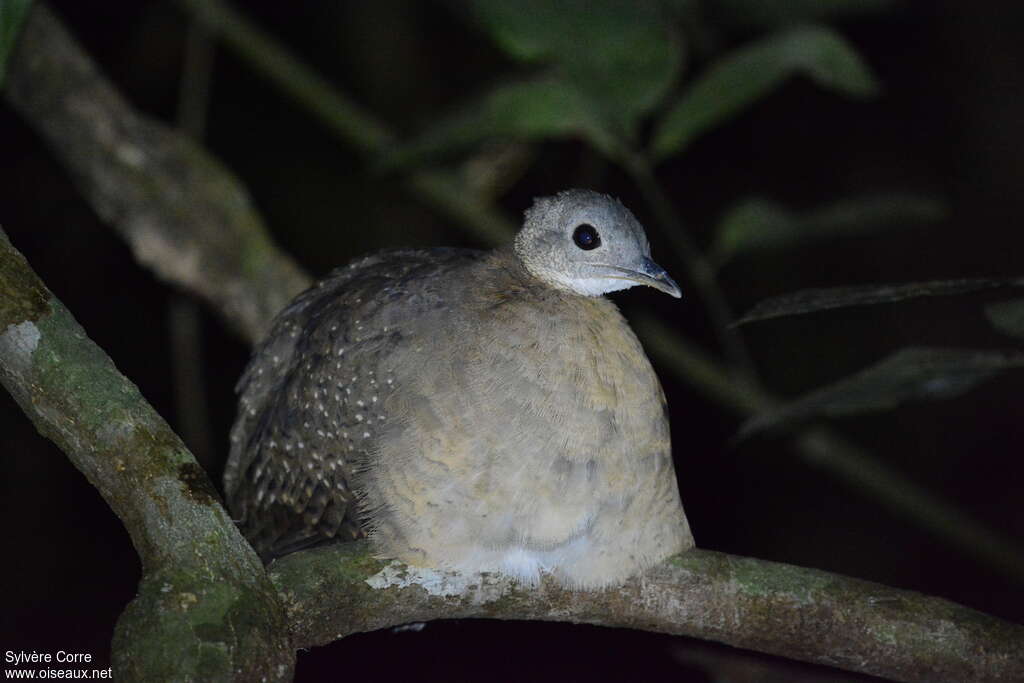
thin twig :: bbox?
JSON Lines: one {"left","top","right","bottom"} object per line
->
{"left": 176, "top": 18, "right": 215, "bottom": 139}
{"left": 632, "top": 313, "right": 1024, "bottom": 582}
{"left": 168, "top": 16, "right": 217, "bottom": 468}
{"left": 179, "top": 0, "right": 517, "bottom": 244}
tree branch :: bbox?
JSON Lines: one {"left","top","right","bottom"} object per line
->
{"left": 2, "top": 3, "right": 311, "bottom": 342}
{"left": 270, "top": 542, "right": 1024, "bottom": 683}
{"left": 633, "top": 315, "right": 1024, "bottom": 582}
{"left": 179, "top": 0, "right": 519, "bottom": 246}
{"left": 0, "top": 227, "right": 294, "bottom": 680}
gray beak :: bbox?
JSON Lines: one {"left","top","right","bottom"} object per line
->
{"left": 608, "top": 257, "right": 682, "bottom": 298}
{"left": 637, "top": 257, "right": 682, "bottom": 298}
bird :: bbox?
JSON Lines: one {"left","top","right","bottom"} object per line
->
{"left": 224, "top": 189, "right": 694, "bottom": 588}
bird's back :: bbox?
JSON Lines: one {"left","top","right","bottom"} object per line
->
{"left": 225, "top": 248, "right": 484, "bottom": 560}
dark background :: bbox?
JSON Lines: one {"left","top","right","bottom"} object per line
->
{"left": 2, "top": 1, "right": 1022, "bottom": 681}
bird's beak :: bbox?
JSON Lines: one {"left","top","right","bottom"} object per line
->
{"left": 605, "top": 257, "right": 682, "bottom": 298}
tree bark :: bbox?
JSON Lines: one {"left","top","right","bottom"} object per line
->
{"left": 272, "top": 542, "right": 1024, "bottom": 683}
{"left": 0, "top": 228, "right": 295, "bottom": 680}
{"left": 2, "top": 3, "right": 310, "bottom": 342}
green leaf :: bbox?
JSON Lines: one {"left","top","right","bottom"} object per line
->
{"left": 736, "top": 278, "right": 1024, "bottom": 325}
{"left": 738, "top": 347, "right": 1024, "bottom": 439}
{"left": 0, "top": 0, "right": 32, "bottom": 89}
{"left": 652, "top": 24, "right": 878, "bottom": 159}
{"left": 382, "top": 76, "right": 621, "bottom": 168}
{"left": 713, "top": 198, "right": 795, "bottom": 258}
{"left": 467, "top": 0, "right": 684, "bottom": 130}
{"left": 710, "top": 0, "right": 897, "bottom": 30}
{"left": 712, "top": 193, "right": 947, "bottom": 263}
{"left": 986, "top": 298, "right": 1024, "bottom": 340}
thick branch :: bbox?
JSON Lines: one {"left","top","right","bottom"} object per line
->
{"left": 271, "top": 542, "right": 1024, "bottom": 683}
{"left": 2, "top": 3, "right": 311, "bottom": 342}
{"left": 0, "top": 229, "right": 294, "bottom": 680}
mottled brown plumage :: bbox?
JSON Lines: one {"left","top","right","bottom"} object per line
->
{"left": 225, "top": 190, "right": 693, "bottom": 587}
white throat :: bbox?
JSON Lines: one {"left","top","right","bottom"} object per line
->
{"left": 545, "top": 272, "right": 638, "bottom": 297}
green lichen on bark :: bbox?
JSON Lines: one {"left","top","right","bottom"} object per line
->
{"left": 728, "top": 552, "right": 834, "bottom": 602}
{"left": 0, "top": 227, "right": 295, "bottom": 681}
{"left": 114, "top": 566, "right": 293, "bottom": 682}
{"left": 0, "top": 230, "right": 50, "bottom": 328}
{"left": 271, "top": 543, "right": 1024, "bottom": 683}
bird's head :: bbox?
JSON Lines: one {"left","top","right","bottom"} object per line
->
{"left": 513, "top": 189, "right": 681, "bottom": 298}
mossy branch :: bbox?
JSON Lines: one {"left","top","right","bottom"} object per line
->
{"left": 270, "top": 542, "right": 1024, "bottom": 683}
{"left": 0, "top": 227, "right": 294, "bottom": 681}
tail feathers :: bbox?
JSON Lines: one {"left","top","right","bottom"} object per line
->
{"left": 240, "top": 499, "right": 364, "bottom": 563}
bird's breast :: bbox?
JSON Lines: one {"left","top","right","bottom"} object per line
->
{"left": 375, "top": 294, "right": 670, "bottom": 548}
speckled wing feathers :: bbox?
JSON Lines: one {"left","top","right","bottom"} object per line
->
{"left": 225, "top": 248, "right": 484, "bottom": 560}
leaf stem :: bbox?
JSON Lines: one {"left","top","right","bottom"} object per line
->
{"left": 168, "top": 15, "right": 216, "bottom": 470}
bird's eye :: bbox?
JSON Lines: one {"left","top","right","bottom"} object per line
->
{"left": 573, "top": 224, "right": 601, "bottom": 250}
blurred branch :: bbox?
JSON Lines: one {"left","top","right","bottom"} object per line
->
{"left": 0, "top": 227, "right": 294, "bottom": 681}
{"left": 635, "top": 314, "right": 1024, "bottom": 581}
{"left": 176, "top": 17, "right": 215, "bottom": 139}
{"left": 1, "top": 3, "right": 311, "bottom": 343}
{"left": 8, "top": 1, "right": 1022, "bottom": 584}
{"left": 796, "top": 428, "right": 1024, "bottom": 582}
{"left": 167, "top": 297, "right": 215, "bottom": 467}
{"left": 167, "top": 15, "right": 216, "bottom": 468}
{"left": 271, "top": 541, "right": 1024, "bottom": 683}
{"left": 179, "top": 0, "right": 517, "bottom": 245}
{"left": 634, "top": 314, "right": 774, "bottom": 415}
{"left": 460, "top": 142, "right": 536, "bottom": 201}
